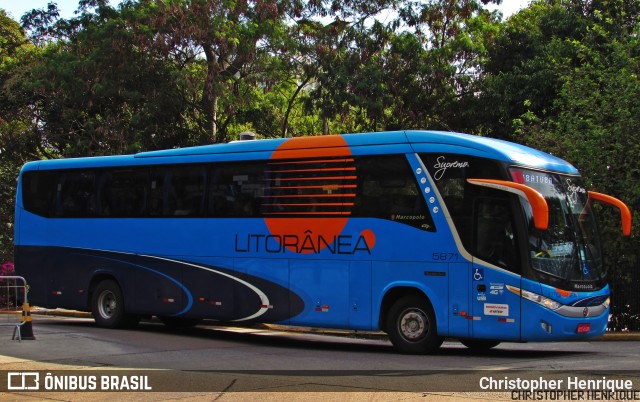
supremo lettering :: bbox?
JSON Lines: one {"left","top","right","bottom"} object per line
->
{"left": 565, "top": 178, "right": 587, "bottom": 206}
{"left": 433, "top": 156, "right": 469, "bottom": 180}
{"left": 235, "top": 232, "right": 372, "bottom": 255}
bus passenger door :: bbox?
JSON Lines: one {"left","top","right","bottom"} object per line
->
{"left": 289, "top": 259, "right": 349, "bottom": 328}
{"left": 448, "top": 262, "right": 470, "bottom": 338}
{"left": 349, "top": 261, "right": 372, "bottom": 330}
{"left": 470, "top": 197, "right": 522, "bottom": 341}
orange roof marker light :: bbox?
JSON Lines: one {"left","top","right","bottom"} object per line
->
{"left": 467, "top": 178, "right": 549, "bottom": 230}
{"left": 588, "top": 192, "right": 632, "bottom": 236}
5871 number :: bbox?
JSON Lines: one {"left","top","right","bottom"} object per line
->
{"left": 432, "top": 252, "right": 459, "bottom": 261}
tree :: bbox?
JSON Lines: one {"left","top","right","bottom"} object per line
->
{"left": 125, "top": 0, "right": 293, "bottom": 143}
{"left": 8, "top": 1, "right": 192, "bottom": 158}
{"left": 529, "top": 40, "right": 640, "bottom": 328}
{"left": 304, "top": 0, "right": 502, "bottom": 134}
{"left": 475, "top": 1, "right": 588, "bottom": 139}
{"left": 478, "top": 0, "right": 640, "bottom": 326}
{"left": 0, "top": 9, "right": 27, "bottom": 65}
{"left": 304, "top": 19, "right": 393, "bottom": 134}
{"left": 0, "top": 9, "right": 33, "bottom": 261}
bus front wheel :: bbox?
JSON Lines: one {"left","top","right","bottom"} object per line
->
{"left": 386, "top": 295, "right": 443, "bottom": 354}
{"left": 91, "top": 279, "right": 137, "bottom": 328}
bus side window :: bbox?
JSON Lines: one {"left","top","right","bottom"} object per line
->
{"left": 22, "top": 171, "right": 57, "bottom": 217}
{"left": 55, "top": 170, "right": 97, "bottom": 217}
{"left": 98, "top": 169, "right": 148, "bottom": 217}
{"left": 473, "top": 197, "right": 518, "bottom": 271}
{"left": 209, "top": 162, "right": 264, "bottom": 217}
{"left": 169, "top": 166, "right": 206, "bottom": 216}
{"left": 147, "top": 165, "right": 206, "bottom": 217}
{"left": 260, "top": 157, "right": 355, "bottom": 218}
{"left": 352, "top": 155, "right": 435, "bottom": 231}
{"left": 148, "top": 168, "right": 167, "bottom": 217}
{"left": 421, "top": 153, "right": 505, "bottom": 253}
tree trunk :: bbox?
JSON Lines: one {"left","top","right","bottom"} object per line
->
{"left": 211, "top": 95, "right": 218, "bottom": 142}
{"left": 202, "top": 46, "right": 219, "bottom": 144}
{"left": 281, "top": 76, "right": 311, "bottom": 138}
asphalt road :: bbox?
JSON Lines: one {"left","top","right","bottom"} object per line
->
{"left": 0, "top": 315, "right": 639, "bottom": 401}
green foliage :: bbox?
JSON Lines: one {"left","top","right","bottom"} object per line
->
{"left": 551, "top": 53, "right": 640, "bottom": 322}
{"left": 0, "top": 10, "right": 35, "bottom": 261}
{"left": 126, "top": 0, "right": 295, "bottom": 143}
{"left": 6, "top": 3, "right": 193, "bottom": 158}
{"left": 0, "top": 10, "right": 27, "bottom": 68}
{"left": 482, "top": 0, "right": 640, "bottom": 322}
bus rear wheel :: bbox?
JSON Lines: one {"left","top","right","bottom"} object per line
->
{"left": 386, "top": 295, "right": 443, "bottom": 354}
{"left": 91, "top": 279, "right": 138, "bottom": 328}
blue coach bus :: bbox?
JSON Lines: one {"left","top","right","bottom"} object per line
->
{"left": 14, "top": 131, "right": 631, "bottom": 353}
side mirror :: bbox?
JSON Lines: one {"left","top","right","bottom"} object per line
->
{"left": 467, "top": 179, "right": 549, "bottom": 230}
{"left": 588, "top": 192, "right": 632, "bottom": 236}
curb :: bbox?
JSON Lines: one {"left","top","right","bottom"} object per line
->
{"left": 31, "top": 307, "right": 92, "bottom": 319}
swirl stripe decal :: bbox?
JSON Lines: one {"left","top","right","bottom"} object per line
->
{"left": 76, "top": 253, "right": 194, "bottom": 316}
{"left": 75, "top": 248, "right": 272, "bottom": 321}
{"left": 142, "top": 255, "right": 271, "bottom": 321}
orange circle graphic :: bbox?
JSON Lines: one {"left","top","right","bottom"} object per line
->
{"left": 265, "top": 136, "right": 352, "bottom": 253}
{"left": 360, "top": 229, "right": 376, "bottom": 250}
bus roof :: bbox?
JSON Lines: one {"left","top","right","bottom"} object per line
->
{"left": 22, "top": 130, "right": 579, "bottom": 174}
{"left": 140, "top": 130, "right": 578, "bottom": 174}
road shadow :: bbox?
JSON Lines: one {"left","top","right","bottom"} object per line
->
{"left": 33, "top": 316, "right": 592, "bottom": 360}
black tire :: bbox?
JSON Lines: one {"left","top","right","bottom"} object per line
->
{"left": 386, "top": 295, "right": 443, "bottom": 354}
{"left": 459, "top": 339, "right": 501, "bottom": 350}
{"left": 91, "top": 279, "right": 137, "bottom": 328}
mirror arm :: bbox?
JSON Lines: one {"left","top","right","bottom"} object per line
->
{"left": 467, "top": 179, "right": 549, "bottom": 230}
{"left": 588, "top": 191, "right": 632, "bottom": 236}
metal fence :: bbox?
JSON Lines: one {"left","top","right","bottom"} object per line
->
{"left": 0, "top": 276, "right": 29, "bottom": 341}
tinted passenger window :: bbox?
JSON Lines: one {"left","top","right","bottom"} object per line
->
{"left": 55, "top": 171, "right": 96, "bottom": 217}
{"left": 22, "top": 171, "right": 57, "bottom": 217}
{"left": 352, "top": 155, "right": 435, "bottom": 231}
{"left": 261, "top": 157, "right": 355, "bottom": 218}
{"left": 474, "top": 197, "right": 518, "bottom": 269}
{"left": 421, "top": 154, "right": 521, "bottom": 273}
{"left": 148, "top": 168, "right": 168, "bottom": 216}
{"left": 209, "top": 162, "right": 264, "bottom": 217}
{"left": 147, "top": 165, "right": 207, "bottom": 216}
{"left": 98, "top": 169, "right": 147, "bottom": 217}
{"left": 421, "top": 154, "right": 504, "bottom": 248}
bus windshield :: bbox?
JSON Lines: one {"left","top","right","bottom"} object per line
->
{"left": 511, "top": 168, "right": 604, "bottom": 290}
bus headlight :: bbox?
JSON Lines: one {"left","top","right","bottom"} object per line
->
{"left": 521, "top": 289, "right": 562, "bottom": 310}
{"left": 507, "top": 285, "right": 562, "bottom": 311}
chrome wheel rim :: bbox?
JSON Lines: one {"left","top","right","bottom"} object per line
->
{"left": 97, "top": 290, "right": 117, "bottom": 319}
{"left": 399, "top": 308, "right": 428, "bottom": 341}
